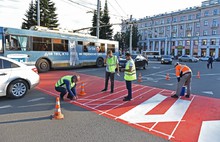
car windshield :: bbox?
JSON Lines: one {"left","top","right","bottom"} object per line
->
{"left": 162, "top": 55, "right": 171, "bottom": 58}
{"left": 131, "top": 55, "right": 137, "bottom": 59}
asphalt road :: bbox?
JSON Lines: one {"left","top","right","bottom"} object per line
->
{"left": 0, "top": 60, "right": 219, "bottom": 142}
{"left": 0, "top": 90, "right": 167, "bottom": 142}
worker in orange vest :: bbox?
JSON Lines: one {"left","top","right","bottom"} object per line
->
{"left": 171, "top": 62, "right": 192, "bottom": 98}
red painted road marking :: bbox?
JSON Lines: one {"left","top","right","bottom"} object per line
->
{"left": 37, "top": 71, "right": 220, "bottom": 142}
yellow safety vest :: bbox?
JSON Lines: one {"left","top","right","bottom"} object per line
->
{"left": 124, "top": 59, "right": 136, "bottom": 81}
{"left": 107, "top": 56, "right": 117, "bottom": 73}
{"left": 55, "top": 75, "right": 75, "bottom": 88}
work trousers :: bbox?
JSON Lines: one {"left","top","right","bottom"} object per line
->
{"left": 126, "top": 81, "right": 132, "bottom": 99}
{"left": 176, "top": 73, "right": 192, "bottom": 96}
{"left": 104, "top": 71, "right": 115, "bottom": 92}
{"left": 55, "top": 86, "right": 76, "bottom": 98}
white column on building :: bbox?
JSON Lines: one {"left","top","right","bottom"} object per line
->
{"left": 159, "top": 41, "right": 161, "bottom": 54}
{"left": 190, "top": 39, "right": 194, "bottom": 57}
{"left": 175, "top": 40, "right": 178, "bottom": 56}
{"left": 206, "top": 38, "right": 210, "bottom": 56}
{"left": 165, "top": 38, "right": 168, "bottom": 55}
{"left": 215, "top": 39, "right": 219, "bottom": 58}
{"left": 198, "top": 39, "right": 202, "bottom": 56}
{"left": 168, "top": 40, "right": 171, "bottom": 55}
{"left": 147, "top": 39, "right": 150, "bottom": 51}
{"left": 182, "top": 40, "right": 185, "bottom": 55}
{"left": 152, "top": 41, "right": 155, "bottom": 51}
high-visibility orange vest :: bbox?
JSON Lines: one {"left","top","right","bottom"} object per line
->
{"left": 175, "top": 64, "right": 192, "bottom": 77}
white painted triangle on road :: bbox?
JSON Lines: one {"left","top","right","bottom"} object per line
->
{"left": 202, "top": 91, "right": 213, "bottom": 95}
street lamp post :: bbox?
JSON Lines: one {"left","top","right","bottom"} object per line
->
{"left": 37, "top": 0, "right": 40, "bottom": 26}
{"left": 96, "top": 0, "right": 100, "bottom": 39}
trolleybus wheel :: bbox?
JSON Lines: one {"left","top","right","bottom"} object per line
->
{"left": 96, "top": 57, "right": 104, "bottom": 67}
{"left": 36, "top": 59, "right": 50, "bottom": 73}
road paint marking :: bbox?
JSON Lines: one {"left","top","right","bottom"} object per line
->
{"left": 27, "top": 97, "right": 45, "bottom": 102}
{"left": 198, "top": 120, "right": 220, "bottom": 142}
{"left": 202, "top": 91, "right": 213, "bottom": 95}
{"left": 119, "top": 94, "right": 192, "bottom": 123}
{"left": 0, "top": 105, "right": 12, "bottom": 109}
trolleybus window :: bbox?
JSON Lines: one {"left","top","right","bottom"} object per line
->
{"left": 53, "top": 39, "right": 68, "bottom": 52}
{"left": 33, "top": 37, "right": 52, "bottom": 51}
{"left": 100, "top": 43, "right": 105, "bottom": 53}
{"left": 107, "top": 44, "right": 115, "bottom": 53}
{"left": 5, "top": 35, "right": 28, "bottom": 51}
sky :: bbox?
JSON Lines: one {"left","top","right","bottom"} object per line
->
{"left": 0, "top": 0, "right": 204, "bottom": 34}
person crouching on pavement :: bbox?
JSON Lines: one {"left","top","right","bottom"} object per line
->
{"left": 101, "top": 50, "right": 119, "bottom": 93}
{"left": 55, "top": 75, "right": 80, "bottom": 100}
{"left": 171, "top": 62, "right": 192, "bottom": 98}
{"left": 121, "top": 53, "right": 137, "bottom": 101}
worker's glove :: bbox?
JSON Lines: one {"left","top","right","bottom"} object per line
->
{"left": 177, "top": 77, "right": 180, "bottom": 82}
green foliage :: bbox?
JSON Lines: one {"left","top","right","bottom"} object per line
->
{"left": 114, "top": 25, "right": 140, "bottom": 51}
{"left": 21, "top": 0, "right": 59, "bottom": 29}
{"left": 90, "top": 0, "right": 113, "bottom": 39}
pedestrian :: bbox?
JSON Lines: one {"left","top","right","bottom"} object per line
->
{"left": 121, "top": 53, "right": 137, "bottom": 101}
{"left": 101, "top": 50, "right": 120, "bottom": 93}
{"left": 207, "top": 56, "right": 213, "bottom": 69}
{"left": 171, "top": 62, "right": 192, "bottom": 98}
{"left": 55, "top": 75, "right": 80, "bottom": 100}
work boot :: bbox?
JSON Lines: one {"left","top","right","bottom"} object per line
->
{"left": 123, "top": 97, "right": 131, "bottom": 101}
{"left": 171, "top": 94, "right": 179, "bottom": 98}
{"left": 110, "top": 90, "right": 114, "bottom": 93}
{"left": 101, "top": 89, "right": 107, "bottom": 92}
{"left": 67, "top": 95, "right": 73, "bottom": 100}
{"left": 185, "top": 95, "right": 190, "bottom": 98}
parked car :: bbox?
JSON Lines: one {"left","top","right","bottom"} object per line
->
{"left": 200, "top": 56, "right": 210, "bottom": 61}
{"left": 178, "top": 55, "right": 199, "bottom": 62}
{"left": 161, "top": 55, "right": 173, "bottom": 64}
{"left": 0, "top": 56, "right": 40, "bottom": 99}
{"left": 215, "top": 57, "right": 220, "bottom": 62}
{"left": 119, "top": 54, "right": 148, "bottom": 70}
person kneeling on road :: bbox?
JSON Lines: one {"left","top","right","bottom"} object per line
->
{"left": 171, "top": 62, "right": 192, "bottom": 98}
{"left": 55, "top": 75, "right": 80, "bottom": 101}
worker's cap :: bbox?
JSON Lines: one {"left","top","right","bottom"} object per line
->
{"left": 174, "top": 62, "right": 179, "bottom": 67}
{"left": 72, "top": 75, "right": 80, "bottom": 82}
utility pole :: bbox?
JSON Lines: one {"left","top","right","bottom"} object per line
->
{"left": 97, "top": 0, "right": 100, "bottom": 39}
{"left": 37, "top": 0, "right": 40, "bottom": 26}
{"left": 129, "top": 15, "right": 133, "bottom": 54}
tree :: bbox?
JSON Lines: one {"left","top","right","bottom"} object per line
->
{"left": 21, "top": 0, "right": 36, "bottom": 29}
{"left": 21, "top": 0, "right": 59, "bottom": 29}
{"left": 113, "top": 24, "right": 140, "bottom": 53}
{"left": 90, "top": 10, "right": 97, "bottom": 36}
{"left": 99, "top": 0, "right": 113, "bottom": 39}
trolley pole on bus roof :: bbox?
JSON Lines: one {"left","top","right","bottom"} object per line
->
{"left": 37, "top": 0, "right": 40, "bottom": 26}
{"left": 96, "top": 0, "right": 100, "bottom": 39}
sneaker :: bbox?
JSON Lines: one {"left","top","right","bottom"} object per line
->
{"left": 185, "top": 95, "right": 190, "bottom": 98}
{"left": 101, "top": 89, "right": 107, "bottom": 92}
{"left": 171, "top": 94, "right": 179, "bottom": 98}
{"left": 123, "top": 97, "right": 131, "bottom": 101}
{"left": 67, "top": 95, "right": 73, "bottom": 100}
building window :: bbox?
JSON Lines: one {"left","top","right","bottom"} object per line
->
{"left": 211, "top": 39, "right": 216, "bottom": 45}
{"left": 172, "top": 41, "right": 175, "bottom": 46}
{"left": 212, "top": 30, "right": 217, "bottom": 35}
{"left": 188, "top": 15, "right": 192, "bottom": 20}
{"left": 213, "top": 9, "right": 219, "bottom": 15}
{"left": 202, "top": 39, "right": 207, "bottom": 45}
{"left": 204, "top": 10, "right": 209, "bottom": 17}
{"left": 196, "top": 13, "right": 200, "bottom": 19}
{"left": 186, "top": 32, "right": 191, "bottom": 37}
{"left": 203, "top": 31, "right": 208, "bottom": 36}
{"left": 195, "top": 32, "right": 200, "bottom": 36}
{"left": 167, "top": 18, "right": 170, "bottom": 23}
{"left": 178, "top": 41, "right": 183, "bottom": 45}
{"left": 196, "top": 22, "right": 200, "bottom": 28}
{"left": 194, "top": 40, "right": 198, "bottom": 45}
{"left": 179, "top": 33, "right": 183, "bottom": 37}
{"left": 161, "top": 19, "right": 164, "bottom": 24}
{"left": 204, "top": 20, "right": 208, "bottom": 26}
{"left": 167, "top": 26, "right": 170, "bottom": 30}
{"left": 180, "top": 25, "right": 184, "bottom": 29}
{"left": 186, "top": 40, "right": 190, "bottom": 46}
{"left": 173, "top": 17, "right": 177, "bottom": 23}
{"left": 180, "top": 16, "right": 185, "bottom": 21}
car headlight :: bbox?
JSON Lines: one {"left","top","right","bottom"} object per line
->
{"left": 161, "top": 59, "right": 164, "bottom": 61}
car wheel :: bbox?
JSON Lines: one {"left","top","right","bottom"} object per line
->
{"left": 143, "top": 61, "right": 148, "bottom": 69}
{"left": 36, "top": 59, "right": 50, "bottom": 73}
{"left": 7, "top": 79, "right": 28, "bottom": 99}
{"left": 96, "top": 57, "right": 104, "bottom": 67}
{"left": 189, "top": 59, "right": 192, "bottom": 62}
